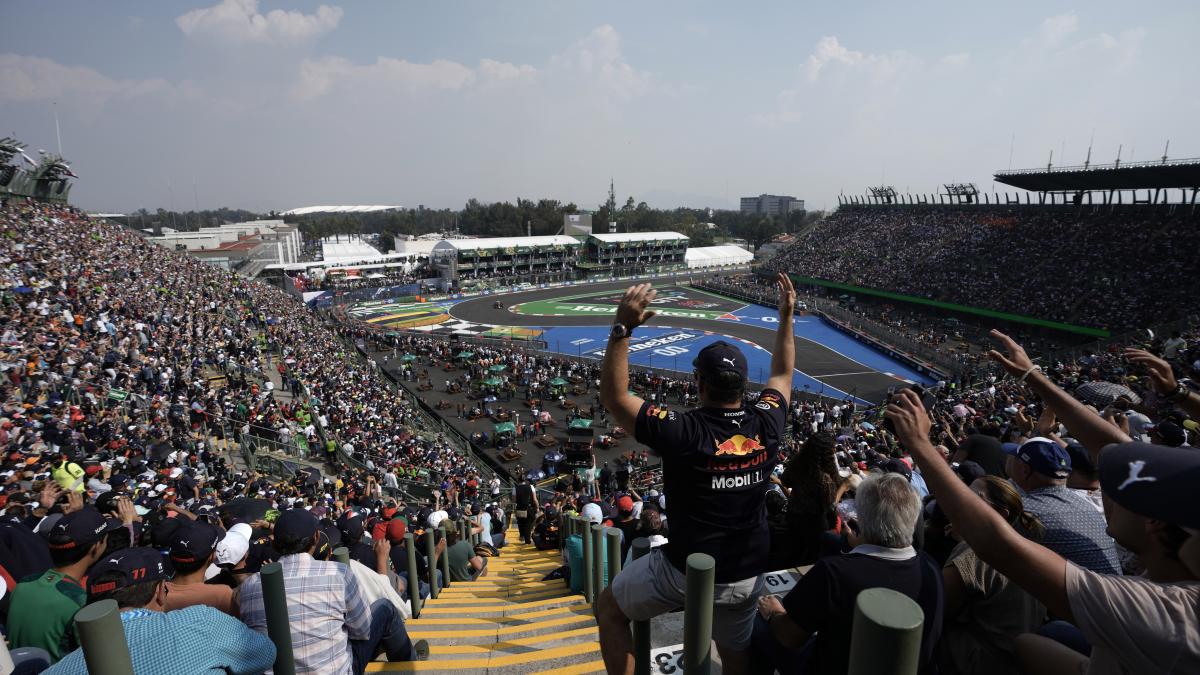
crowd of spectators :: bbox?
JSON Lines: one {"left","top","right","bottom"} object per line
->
{"left": 765, "top": 207, "right": 1200, "bottom": 329}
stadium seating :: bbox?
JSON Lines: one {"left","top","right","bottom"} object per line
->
{"left": 765, "top": 207, "right": 1200, "bottom": 330}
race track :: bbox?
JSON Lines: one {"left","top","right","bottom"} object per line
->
{"left": 448, "top": 280, "right": 929, "bottom": 404}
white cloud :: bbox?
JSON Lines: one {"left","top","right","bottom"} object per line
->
{"left": 551, "top": 25, "right": 651, "bottom": 99}
{"left": 940, "top": 52, "right": 970, "bottom": 67}
{"left": 1040, "top": 12, "right": 1080, "bottom": 46}
{"left": 293, "top": 55, "right": 535, "bottom": 100}
{"left": 799, "top": 36, "right": 915, "bottom": 83}
{"left": 0, "top": 54, "right": 181, "bottom": 104}
{"left": 177, "top": 0, "right": 343, "bottom": 46}
{"left": 479, "top": 58, "right": 537, "bottom": 83}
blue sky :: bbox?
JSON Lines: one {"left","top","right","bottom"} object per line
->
{"left": 2, "top": 1, "right": 1197, "bottom": 213}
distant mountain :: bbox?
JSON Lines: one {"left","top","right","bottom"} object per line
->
{"left": 632, "top": 189, "right": 737, "bottom": 210}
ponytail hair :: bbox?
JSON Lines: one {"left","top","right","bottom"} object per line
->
{"left": 976, "top": 475, "right": 1046, "bottom": 542}
{"left": 1016, "top": 509, "right": 1046, "bottom": 542}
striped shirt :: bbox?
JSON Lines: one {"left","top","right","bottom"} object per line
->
{"left": 239, "top": 553, "right": 371, "bottom": 675}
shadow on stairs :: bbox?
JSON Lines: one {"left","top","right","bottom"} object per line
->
{"left": 368, "top": 527, "right": 605, "bottom": 674}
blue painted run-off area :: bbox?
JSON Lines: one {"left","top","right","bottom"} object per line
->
{"left": 535, "top": 319, "right": 930, "bottom": 406}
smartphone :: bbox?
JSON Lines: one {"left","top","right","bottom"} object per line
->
{"left": 881, "top": 384, "right": 936, "bottom": 433}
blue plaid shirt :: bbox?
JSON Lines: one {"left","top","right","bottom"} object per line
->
{"left": 238, "top": 553, "right": 371, "bottom": 675}
{"left": 46, "top": 605, "right": 275, "bottom": 674}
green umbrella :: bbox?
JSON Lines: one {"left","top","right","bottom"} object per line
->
{"left": 456, "top": 351, "right": 475, "bottom": 359}
{"left": 494, "top": 421, "right": 516, "bottom": 433}
{"left": 568, "top": 418, "right": 593, "bottom": 430}
{"left": 483, "top": 377, "right": 503, "bottom": 386}
{"left": 550, "top": 377, "right": 569, "bottom": 386}
{"left": 488, "top": 364, "right": 507, "bottom": 372}
{"left": 400, "top": 354, "right": 416, "bottom": 362}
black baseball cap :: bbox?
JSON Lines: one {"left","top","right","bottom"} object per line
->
{"left": 274, "top": 508, "right": 321, "bottom": 541}
{"left": 87, "top": 547, "right": 170, "bottom": 596}
{"left": 692, "top": 341, "right": 748, "bottom": 383}
{"left": 48, "top": 509, "right": 121, "bottom": 551}
{"left": 336, "top": 511, "right": 364, "bottom": 541}
{"left": 1099, "top": 442, "right": 1200, "bottom": 528}
{"left": 168, "top": 521, "right": 221, "bottom": 564}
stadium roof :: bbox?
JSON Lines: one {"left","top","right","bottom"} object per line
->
{"left": 433, "top": 235, "right": 581, "bottom": 251}
{"left": 282, "top": 205, "right": 402, "bottom": 216}
{"left": 589, "top": 231, "right": 688, "bottom": 243}
{"left": 994, "top": 158, "right": 1200, "bottom": 192}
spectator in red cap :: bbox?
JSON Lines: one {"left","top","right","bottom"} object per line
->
{"left": 613, "top": 495, "right": 638, "bottom": 560}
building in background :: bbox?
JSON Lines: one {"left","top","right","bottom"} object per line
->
{"left": 144, "top": 220, "right": 301, "bottom": 276}
{"left": 739, "top": 194, "right": 805, "bottom": 215}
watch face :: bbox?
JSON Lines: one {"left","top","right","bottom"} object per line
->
{"left": 610, "top": 324, "right": 628, "bottom": 339}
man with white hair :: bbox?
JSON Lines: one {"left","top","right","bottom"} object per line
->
{"left": 754, "top": 472, "right": 944, "bottom": 675}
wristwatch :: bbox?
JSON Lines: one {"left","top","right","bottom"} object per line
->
{"left": 610, "top": 323, "right": 633, "bottom": 340}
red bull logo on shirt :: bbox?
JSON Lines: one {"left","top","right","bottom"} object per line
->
{"left": 714, "top": 434, "right": 765, "bottom": 456}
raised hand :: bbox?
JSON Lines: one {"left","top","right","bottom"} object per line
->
{"left": 987, "top": 329, "right": 1036, "bottom": 378}
{"left": 614, "top": 284, "right": 658, "bottom": 330}
{"left": 1123, "top": 348, "right": 1177, "bottom": 395}
{"left": 776, "top": 273, "right": 797, "bottom": 317}
{"left": 885, "top": 389, "right": 933, "bottom": 448}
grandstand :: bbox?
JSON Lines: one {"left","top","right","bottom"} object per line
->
{"left": 579, "top": 232, "right": 689, "bottom": 278}
{"left": 0, "top": 136, "right": 74, "bottom": 204}
{"left": 431, "top": 235, "right": 584, "bottom": 287}
{"left": 771, "top": 159, "right": 1200, "bottom": 337}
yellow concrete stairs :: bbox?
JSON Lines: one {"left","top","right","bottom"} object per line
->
{"left": 367, "top": 528, "right": 606, "bottom": 674}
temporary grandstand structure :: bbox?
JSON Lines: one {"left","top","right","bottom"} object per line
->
{"left": 431, "top": 235, "right": 583, "bottom": 284}
{"left": 684, "top": 244, "right": 753, "bottom": 269}
{"left": 581, "top": 231, "right": 689, "bottom": 277}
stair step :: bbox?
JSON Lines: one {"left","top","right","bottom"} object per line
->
{"left": 366, "top": 640, "right": 601, "bottom": 672}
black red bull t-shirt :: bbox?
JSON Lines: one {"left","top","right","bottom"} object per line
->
{"left": 635, "top": 389, "right": 786, "bottom": 583}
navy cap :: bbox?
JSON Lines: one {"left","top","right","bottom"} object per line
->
{"left": 1099, "top": 442, "right": 1200, "bottom": 528}
{"left": 879, "top": 458, "right": 912, "bottom": 482}
{"left": 1064, "top": 441, "right": 1095, "bottom": 476}
{"left": 953, "top": 460, "right": 987, "bottom": 485}
{"left": 1153, "top": 421, "right": 1187, "bottom": 447}
{"left": 692, "top": 341, "right": 748, "bottom": 383}
{"left": 168, "top": 521, "right": 220, "bottom": 564}
{"left": 87, "top": 547, "right": 170, "bottom": 596}
{"left": 336, "top": 512, "right": 364, "bottom": 541}
{"left": 1004, "top": 437, "right": 1072, "bottom": 479}
{"left": 48, "top": 509, "right": 121, "bottom": 550}
{"left": 274, "top": 508, "right": 320, "bottom": 542}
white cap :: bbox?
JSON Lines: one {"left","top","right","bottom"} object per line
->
{"left": 581, "top": 503, "right": 603, "bottom": 524}
{"left": 428, "top": 510, "right": 449, "bottom": 529}
{"left": 229, "top": 523, "right": 253, "bottom": 541}
{"left": 215, "top": 532, "right": 250, "bottom": 567}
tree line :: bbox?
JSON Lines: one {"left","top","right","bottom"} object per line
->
{"left": 118, "top": 197, "right": 824, "bottom": 250}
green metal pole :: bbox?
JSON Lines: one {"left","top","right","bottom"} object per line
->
{"left": 74, "top": 599, "right": 134, "bottom": 675}
{"left": 424, "top": 529, "right": 439, "bottom": 599}
{"left": 591, "top": 523, "right": 605, "bottom": 593}
{"left": 581, "top": 518, "right": 594, "bottom": 602}
{"left": 605, "top": 527, "right": 622, "bottom": 582}
{"left": 631, "top": 539, "right": 651, "bottom": 675}
{"left": 439, "top": 524, "right": 452, "bottom": 588}
{"left": 848, "top": 588, "right": 925, "bottom": 675}
{"left": 332, "top": 546, "right": 350, "bottom": 566}
{"left": 404, "top": 532, "right": 422, "bottom": 619}
{"left": 260, "top": 562, "right": 297, "bottom": 675}
{"left": 682, "top": 553, "right": 715, "bottom": 675}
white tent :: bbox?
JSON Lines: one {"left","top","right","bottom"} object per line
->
{"left": 684, "top": 245, "right": 753, "bottom": 269}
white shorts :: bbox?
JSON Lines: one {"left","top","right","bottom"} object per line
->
{"left": 609, "top": 547, "right": 763, "bottom": 650}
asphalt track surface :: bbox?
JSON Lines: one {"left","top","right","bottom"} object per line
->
{"left": 450, "top": 279, "right": 902, "bottom": 403}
